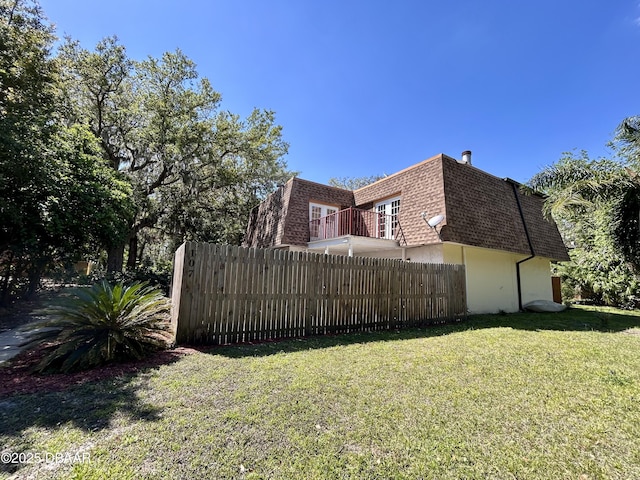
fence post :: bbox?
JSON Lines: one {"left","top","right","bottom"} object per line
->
{"left": 171, "top": 241, "right": 199, "bottom": 344}
{"left": 170, "top": 243, "right": 185, "bottom": 341}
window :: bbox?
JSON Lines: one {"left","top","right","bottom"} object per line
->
{"left": 374, "top": 197, "right": 401, "bottom": 239}
{"left": 309, "top": 203, "right": 338, "bottom": 240}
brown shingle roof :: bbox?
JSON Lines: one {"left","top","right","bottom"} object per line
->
{"left": 243, "top": 177, "right": 355, "bottom": 248}
{"left": 440, "top": 156, "right": 569, "bottom": 261}
{"left": 243, "top": 179, "right": 292, "bottom": 248}
{"left": 354, "top": 154, "right": 446, "bottom": 246}
{"left": 281, "top": 178, "right": 355, "bottom": 246}
{"left": 244, "top": 154, "right": 569, "bottom": 262}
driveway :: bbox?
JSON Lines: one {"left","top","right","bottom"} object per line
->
{"left": 0, "top": 328, "right": 29, "bottom": 365}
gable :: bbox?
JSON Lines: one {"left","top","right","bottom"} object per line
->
{"left": 281, "top": 179, "right": 355, "bottom": 246}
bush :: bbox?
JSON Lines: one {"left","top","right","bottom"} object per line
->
{"left": 23, "top": 282, "right": 173, "bottom": 373}
{"left": 108, "top": 266, "right": 172, "bottom": 296}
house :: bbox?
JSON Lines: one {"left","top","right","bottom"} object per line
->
{"left": 243, "top": 152, "right": 570, "bottom": 314}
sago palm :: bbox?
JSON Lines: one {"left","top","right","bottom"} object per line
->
{"left": 23, "top": 282, "right": 173, "bottom": 373}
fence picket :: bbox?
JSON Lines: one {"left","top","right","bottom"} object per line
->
{"left": 171, "top": 243, "right": 466, "bottom": 344}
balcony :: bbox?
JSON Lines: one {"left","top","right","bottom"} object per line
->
{"left": 308, "top": 208, "right": 405, "bottom": 255}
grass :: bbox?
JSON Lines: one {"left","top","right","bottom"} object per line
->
{"left": 2, "top": 305, "right": 640, "bottom": 479}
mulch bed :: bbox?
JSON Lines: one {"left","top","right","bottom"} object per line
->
{"left": 0, "top": 346, "right": 201, "bottom": 399}
{"left": 0, "top": 286, "right": 208, "bottom": 399}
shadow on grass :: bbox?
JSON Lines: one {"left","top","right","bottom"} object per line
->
{"left": 203, "top": 306, "right": 640, "bottom": 360}
{"left": 467, "top": 305, "right": 640, "bottom": 333}
{"left": 0, "top": 352, "right": 184, "bottom": 477}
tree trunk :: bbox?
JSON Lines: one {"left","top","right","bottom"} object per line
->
{"left": 138, "top": 241, "right": 146, "bottom": 265}
{"left": 0, "top": 253, "right": 14, "bottom": 306}
{"left": 106, "top": 244, "right": 125, "bottom": 273}
{"left": 127, "top": 234, "right": 138, "bottom": 270}
{"left": 26, "top": 269, "right": 40, "bottom": 299}
{"left": 26, "top": 257, "right": 48, "bottom": 299}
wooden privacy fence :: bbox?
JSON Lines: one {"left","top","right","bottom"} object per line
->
{"left": 171, "top": 242, "right": 467, "bottom": 345}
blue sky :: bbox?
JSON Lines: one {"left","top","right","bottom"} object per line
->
{"left": 39, "top": 0, "right": 640, "bottom": 185}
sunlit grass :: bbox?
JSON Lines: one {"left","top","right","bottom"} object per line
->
{"left": 2, "top": 306, "right": 640, "bottom": 479}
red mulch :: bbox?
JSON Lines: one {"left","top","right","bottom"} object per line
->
{"left": 0, "top": 346, "right": 202, "bottom": 399}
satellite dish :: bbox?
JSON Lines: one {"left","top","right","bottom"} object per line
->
{"left": 427, "top": 214, "right": 445, "bottom": 228}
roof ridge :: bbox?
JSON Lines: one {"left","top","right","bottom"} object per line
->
{"left": 354, "top": 153, "right": 447, "bottom": 192}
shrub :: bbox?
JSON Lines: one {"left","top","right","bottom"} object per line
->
{"left": 23, "top": 282, "right": 173, "bottom": 373}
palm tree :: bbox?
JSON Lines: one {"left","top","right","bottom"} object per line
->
{"left": 610, "top": 116, "right": 640, "bottom": 270}
{"left": 528, "top": 119, "right": 640, "bottom": 273}
{"left": 23, "top": 282, "right": 173, "bottom": 373}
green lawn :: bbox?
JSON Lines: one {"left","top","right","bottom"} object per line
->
{"left": 2, "top": 306, "right": 640, "bottom": 479}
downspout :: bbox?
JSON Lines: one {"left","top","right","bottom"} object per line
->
{"left": 509, "top": 180, "right": 535, "bottom": 311}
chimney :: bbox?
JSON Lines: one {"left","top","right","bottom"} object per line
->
{"left": 460, "top": 150, "right": 472, "bottom": 165}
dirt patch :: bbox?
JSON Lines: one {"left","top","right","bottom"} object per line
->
{"left": 622, "top": 328, "right": 640, "bottom": 336}
{"left": 0, "top": 346, "right": 202, "bottom": 398}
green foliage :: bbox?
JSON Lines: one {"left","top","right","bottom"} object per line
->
{"left": 0, "top": 0, "right": 57, "bottom": 299}
{"left": 610, "top": 115, "right": 640, "bottom": 166}
{"left": 1, "top": 0, "right": 293, "bottom": 297}
{"left": 530, "top": 150, "right": 640, "bottom": 307}
{"left": 610, "top": 178, "right": 640, "bottom": 273}
{"left": 110, "top": 264, "right": 173, "bottom": 296}
{"left": 59, "top": 38, "right": 293, "bottom": 273}
{"left": 554, "top": 209, "right": 640, "bottom": 307}
{"left": 528, "top": 150, "right": 630, "bottom": 218}
{"left": 1, "top": 121, "right": 134, "bottom": 302}
{"left": 328, "top": 174, "right": 384, "bottom": 190}
{"left": 160, "top": 108, "right": 293, "bottom": 247}
{"left": 24, "top": 282, "right": 172, "bottom": 373}
{"left": 46, "top": 125, "right": 134, "bottom": 251}
{"left": 0, "top": 2, "right": 134, "bottom": 303}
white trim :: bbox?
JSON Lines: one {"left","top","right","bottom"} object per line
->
{"left": 374, "top": 196, "right": 401, "bottom": 240}
{"left": 309, "top": 202, "right": 339, "bottom": 240}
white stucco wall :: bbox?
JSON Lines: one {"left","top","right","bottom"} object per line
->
{"left": 354, "top": 250, "right": 403, "bottom": 260}
{"left": 442, "top": 244, "right": 463, "bottom": 264}
{"left": 353, "top": 244, "right": 445, "bottom": 262}
{"left": 441, "top": 244, "right": 553, "bottom": 314}
{"left": 404, "top": 244, "right": 444, "bottom": 263}
{"left": 460, "top": 246, "right": 519, "bottom": 313}
{"left": 302, "top": 240, "right": 555, "bottom": 315}
{"left": 519, "top": 256, "right": 554, "bottom": 306}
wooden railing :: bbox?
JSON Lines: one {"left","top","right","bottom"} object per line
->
{"left": 171, "top": 242, "right": 467, "bottom": 345}
{"left": 310, "top": 207, "right": 402, "bottom": 241}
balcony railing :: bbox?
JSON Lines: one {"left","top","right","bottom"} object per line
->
{"left": 309, "top": 207, "right": 404, "bottom": 242}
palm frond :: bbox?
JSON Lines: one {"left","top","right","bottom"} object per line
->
{"left": 528, "top": 153, "right": 635, "bottom": 221}
{"left": 23, "top": 281, "right": 173, "bottom": 373}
